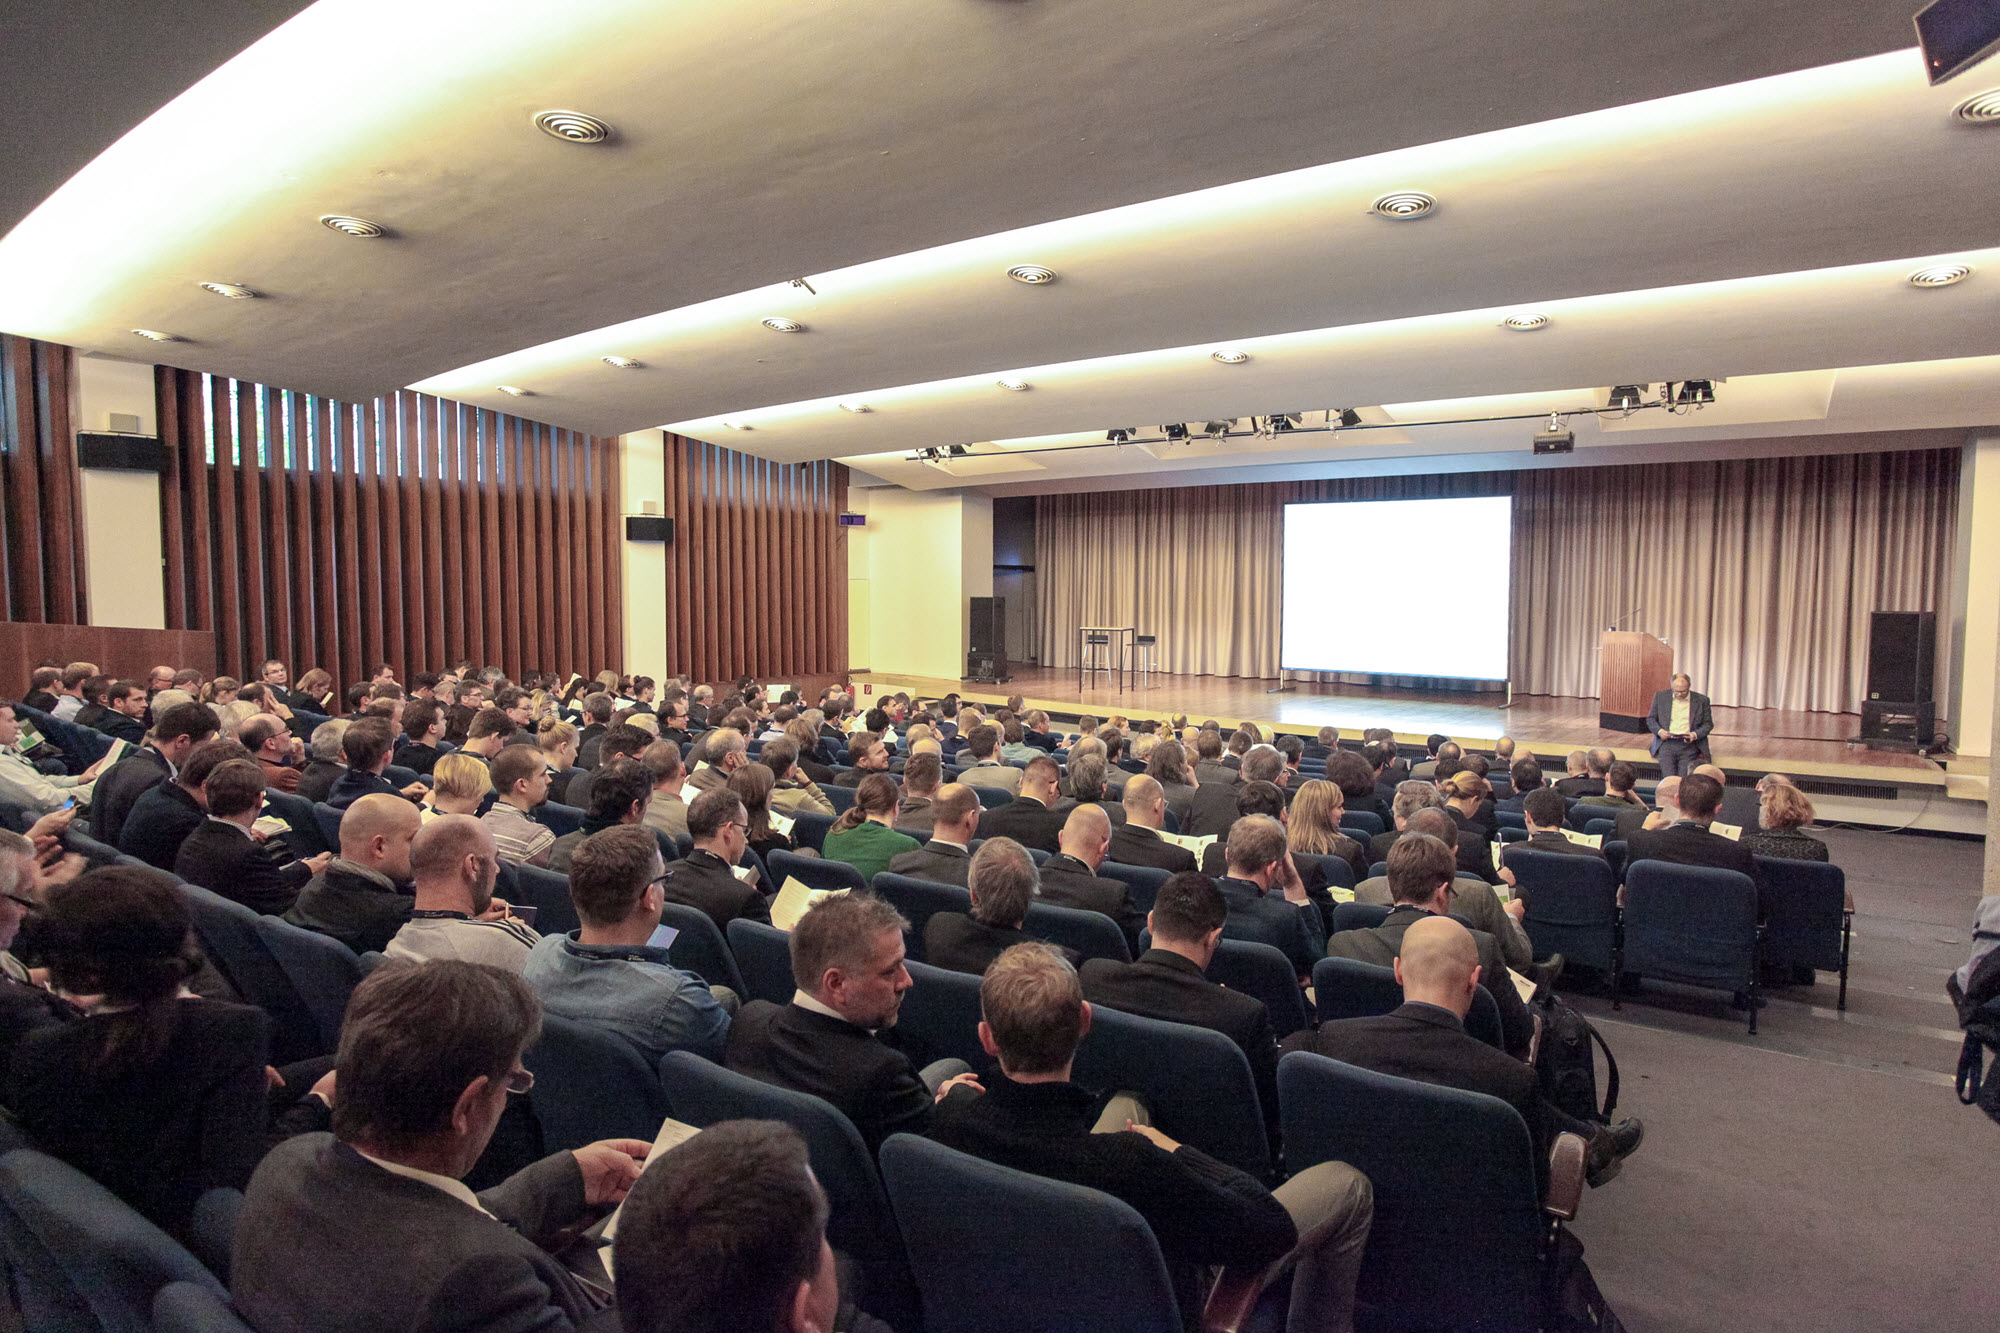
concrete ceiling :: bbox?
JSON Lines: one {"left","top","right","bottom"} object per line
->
{"left": 4, "top": 0, "right": 1995, "bottom": 495}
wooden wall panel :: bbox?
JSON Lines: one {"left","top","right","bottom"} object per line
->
{"left": 0, "top": 623, "right": 216, "bottom": 688}
{"left": 0, "top": 335, "right": 86, "bottom": 625}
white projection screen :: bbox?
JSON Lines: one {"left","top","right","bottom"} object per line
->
{"left": 1281, "top": 496, "right": 1512, "bottom": 679}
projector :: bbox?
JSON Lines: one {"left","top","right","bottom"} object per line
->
{"left": 1532, "top": 428, "right": 1574, "bottom": 455}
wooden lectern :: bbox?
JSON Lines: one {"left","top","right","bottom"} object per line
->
{"left": 1598, "top": 631, "right": 1673, "bottom": 732}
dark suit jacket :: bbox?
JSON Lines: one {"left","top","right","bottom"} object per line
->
{"left": 1192, "top": 759, "right": 1240, "bottom": 788}
{"left": 1646, "top": 689, "right": 1714, "bottom": 758}
{"left": 327, "top": 768, "right": 401, "bottom": 810}
{"left": 95, "top": 712, "right": 146, "bottom": 744}
{"left": 725, "top": 1000, "right": 933, "bottom": 1154}
{"left": 924, "top": 913, "right": 1036, "bottom": 976}
{"left": 295, "top": 759, "right": 347, "bottom": 804}
{"left": 1106, "top": 822, "right": 1197, "bottom": 873}
{"left": 233, "top": 1135, "right": 599, "bottom": 1333}
{"left": 87, "top": 745, "right": 172, "bottom": 850}
{"left": 1554, "top": 776, "right": 1605, "bottom": 798}
{"left": 887, "top": 840, "right": 972, "bottom": 887}
{"left": 1343, "top": 791, "right": 1394, "bottom": 830}
{"left": 398, "top": 742, "right": 446, "bottom": 778}
{"left": 1215, "top": 876, "right": 1324, "bottom": 979}
{"left": 975, "top": 795, "right": 1065, "bottom": 854}
{"left": 283, "top": 862, "right": 414, "bottom": 954}
{"left": 1499, "top": 830, "right": 1607, "bottom": 877}
{"left": 1080, "top": 948, "right": 1280, "bottom": 1151}
{"left": 1183, "top": 780, "right": 1253, "bottom": 839}
{"left": 175, "top": 819, "right": 311, "bottom": 914}
{"left": 1037, "top": 854, "right": 1146, "bottom": 954}
{"left": 1370, "top": 827, "right": 1498, "bottom": 884}
{"left": 662, "top": 848, "right": 771, "bottom": 931}
{"left": 1626, "top": 821, "right": 1758, "bottom": 879}
{"left": 1324, "top": 904, "right": 1531, "bottom": 1056}
{"left": 1612, "top": 803, "right": 1657, "bottom": 845}
{"left": 575, "top": 722, "right": 608, "bottom": 770}
{"left": 118, "top": 781, "right": 206, "bottom": 870}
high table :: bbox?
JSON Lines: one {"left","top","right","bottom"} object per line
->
{"left": 1076, "top": 625, "right": 1135, "bottom": 693}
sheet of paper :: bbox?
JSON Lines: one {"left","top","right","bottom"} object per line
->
{"left": 1559, "top": 829, "right": 1603, "bottom": 849}
{"left": 598, "top": 1117, "right": 703, "bottom": 1254}
{"left": 768, "top": 810, "right": 796, "bottom": 837}
{"left": 679, "top": 782, "right": 703, "bottom": 804}
{"left": 1157, "top": 830, "right": 1217, "bottom": 856}
{"left": 1491, "top": 842, "right": 1505, "bottom": 871}
{"left": 1508, "top": 967, "right": 1537, "bottom": 1002}
{"left": 1710, "top": 821, "right": 1742, "bottom": 841}
{"left": 731, "top": 863, "right": 757, "bottom": 883}
{"left": 771, "top": 876, "right": 848, "bottom": 931}
{"left": 102, "top": 736, "right": 132, "bottom": 766}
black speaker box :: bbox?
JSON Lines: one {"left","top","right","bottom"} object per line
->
{"left": 1860, "top": 700, "right": 1935, "bottom": 752}
{"left": 624, "top": 515, "right": 674, "bottom": 543}
{"left": 967, "top": 596, "right": 1008, "bottom": 682}
{"left": 75, "top": 432, "right": 165, "bottom": 472}
{"left": 1866, "top": 611, "right": 1934, "bottom": 703}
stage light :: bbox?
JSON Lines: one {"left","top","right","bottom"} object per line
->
{"left": 1608, "top": 384, "right": 1646, "bottom": 411}
{"left": 1673, "top": 379, "right": 1715, "bottom": 405}
{"left": 1336, "top": 408, "right": 1363, "bottom": 428}
{"left": 945, "top": 444, "right": 972, "bottom": 457}
{"left": 1263, "top": 413, "right": 1301, "bottom": 435}
{"left": 1106, "top": 428, "right": 1134, "bottom": 444}
{"left": 1202, "top": 419, "right": 1236, "bottom": 437}
{"left": 1533, "top": 412, "right": 1574, "bottom": 454}
{"left": 1161, "top": 423, "right": 1189, "bottom": 441}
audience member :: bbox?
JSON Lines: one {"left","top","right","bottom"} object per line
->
{"left": 1614, "top": 774, "right": 1678, "bottom": 844}
{"left": 1625, "top": 773, "right": 1758, "bottom": 879}
{"left": 1740, "top": 779, "right": 1828, "bottom": 862}
{"left": 574, "top": 693, "right": 616, "bottom": 768}
{"left": 763, "top": 737, "right": 835, "bottom": 819}
{"left": 1190, "top": 730, "right": 1235, "bottom": 787}
{"left": 1187, "top": 744, "right": 1286, "bottom": 837}
{"left": 90, "top": 679, "right": 151, "bottom": 743}
{"left": 295, "top": 719, "right": 351, "bottom": 803}
{"left": 385, "top": 816, "right": 538, "bottom": 966}
{"left": 835, "top": 730, "right": 891, "bottom": 787}
{"left": 1107, "top": 774, "right": 1198, "bottom": 872}
{"left": 118, "top": 737, "right": 247, "bottom": 869}
{"left": 729, "top": 762, "right": 794, "bottom": 864}
{"left": 1411, "top": 735, "right": 1453, "bottom": 781}
{"left": 20, "top": 667, "right": 59, "bottom": 714}
{"left": 974, "top": 753, "right": 1065, "bottom": 852}
{"left": 325, "top": 718, "right": 424, "bottom": 809}
{"left": 1555, "top": 749, "right": 1603, "bottom": 798}
{"left": 424, "top": 752, "right": 493, "bottom": 821}
{"left": 822, "top": 774, "right": 920, "bottom": 883}
{"left": 283, "top": 794, "right": 422, "bottom": 954}
{"left": 663, "top": 787, "right": 772, "bottom": 930}
{"left": 688, "top": 728, "right": 748, "bottom": 794}
{"left": 1500, "top": 788, "right": 1606, "bottom": 870}
{"left": 957, "top": 724, "right": 1023, "bottom": 796}
{"left": 1037, "top": 804, "right": 1145, "bottom": 953}
{"left": 924, "top": 837, "right": 1044, "bottom": 975}
{"left": 1286, "top": 778, "right": 1370, "bottom": 885}
{"left": 550, "top": 756, "right": 653, "bottom": 872}
{"left": 1216, "top": 815, "right": 1324, "bottom": 978}
{"left": 886, "top": 783, "right": 980, "bottom": 886}
{"left": 1356, "top": 809, "right": 1533, "bottom": 970}
{"left": 175, "top": 757, "right": 330, "bottom": 910}
{"left": 1579, "top": 760, "right": 1645, "bottom": 810}
{"left": 481, "top": 744, "right": 556, "bottom": 867}
{"left": 634, "top": 739, "right": 688, "bottom": 841}
{"left": 0, "top": 828, "right": 79, "bottom": 1058}
{"left": 890, "top": 750, "right": 944, "bottom": 834}
{"left": 1324, "top": 749, "right": 1392, "bottom": 829}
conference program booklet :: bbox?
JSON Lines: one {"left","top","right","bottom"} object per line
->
{"left": 771, "top": 877, "right": 847, "bottom": 931}
{"left": 1157, "top": 830, "right": 1217, "bottom": 857}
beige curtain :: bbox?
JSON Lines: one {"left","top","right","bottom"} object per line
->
{"left": 1036, "top": 448, "right": 1958, "bottom": 714}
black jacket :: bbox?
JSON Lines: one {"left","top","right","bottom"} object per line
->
{"left": 1105, "top": 823, "right": 1197, "bottom": 873}
{"left": 1626, "top": 820, "right": 1758, "bottom": 879}
{"left": 574, "top": 722, "right": 608, "bottom": 770}
{"left": 725, "top": 1000, "right": 933, "bottom": 1155}
{"left": 887, "top": 840, "right": 973, "bottom": 887}
{"left": 1037, "top": 854, "right": 1146, "bottom": 955}
{"left": 662, "top": 848, "right": 771, "bottom": 931}
{"left": 1183, "top": 780, "right": 1255, "bottom": 839}
{"left": 923, "top": 913, "right": 1037, "bottom": 976}
{"left": 1324, "top": 904, "right": 1531, "bottom": 1057}
{"left": 1215, "top": 876, "right": 1324, "bottom": 979}
{"left": 175, "top": 819, "right": 312, "bottom": 915}
{"left": 295, "top": 759, "right": 346, "bottom": 805}
{"left": 118, "top": 781, "right": 206, "bottom": 870}
{"left": 326, "top": 768, "right": 401, "bottom": 810}
{"left": 975, "top": 795, "right": 1065, "bottom": 854}
{"left": 87, "top": 745, "right": 172, "bottom": 850}
{"left": 95, "top": 712, "right": 146, "bottom": 744}
{"left": 283, "top": 862, "right": 413, "bottom": 955}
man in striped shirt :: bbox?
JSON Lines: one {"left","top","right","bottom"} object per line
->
{"left": 480, "top": 744, "right": 556, "bottom": 867}
{"left": 387, "top": 815, "right": 540, "bottom": 968}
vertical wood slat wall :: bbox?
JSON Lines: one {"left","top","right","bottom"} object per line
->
{"left": 658, "top": 431, "right": 847, "bottom": 684}
{"left": 156, "top": 369, "right": 622, "bottom": 692}
{"left": 0, "top": 335, "right": 87, "bottom": 625}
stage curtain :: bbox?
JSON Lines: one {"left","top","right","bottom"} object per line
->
{"left": 1035, "top": 447, "right": 1957, "bottom": 714}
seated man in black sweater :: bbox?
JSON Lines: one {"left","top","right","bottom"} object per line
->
{"left": 931, "top": 942, "right": 1372, "bottom": 1331}
{"left": 923, "top": 837, "right": 1042, "bottom": 976}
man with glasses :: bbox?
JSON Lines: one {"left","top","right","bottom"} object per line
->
{"left": 661, "top": 788, "right": 771, "bottom": 931}
{"left": 385, "top": 816, "right": 538, "bottom": 968}
{"left": 233, "top": 958, "right": 648, "bottom": 1331}
{"left": 524, "top": 824, "right": 735, "bottom": 1065}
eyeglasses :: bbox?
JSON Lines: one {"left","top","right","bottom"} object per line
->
{"left": 730, "top": 820, "right": 751, "bottom": 835}
{"left": 0, "top": 891, "right": 36, "bottom": 911}
{"left": 504, "top": 1066, "right": 535, "bottom": 1095}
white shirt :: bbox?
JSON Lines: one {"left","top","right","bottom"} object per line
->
{"left": 791, "top": 989, "right": 851, "bottom": 1024}
{"left": 352, "top": 1149, "right": 493, "bottom": 1218}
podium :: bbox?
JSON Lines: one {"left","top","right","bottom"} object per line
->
{"left": 1598, "top": 631, "right": 1672, "bottom": 732}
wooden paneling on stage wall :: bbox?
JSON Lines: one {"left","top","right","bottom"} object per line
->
{"left": 0, "top": 336, "right": 87, "bottom": 626}
{"left": 657, "top": 432, "right": 847, "bottom": 684}
{"left": 156, "top": 370, "right": 623, "bottom": 689}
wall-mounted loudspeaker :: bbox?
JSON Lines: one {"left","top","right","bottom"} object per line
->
{"left": 75, "top": 432, "right": 166, "bottom": 472}
{"left": 624, "top": 515, "right": 674, "bottom": 543}
{"left": 1865, "top": 611, "right": 1934, "bottom": 704}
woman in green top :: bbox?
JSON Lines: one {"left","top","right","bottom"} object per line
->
{"left": 821, "top": 773, "right": 919, "bottom": 885}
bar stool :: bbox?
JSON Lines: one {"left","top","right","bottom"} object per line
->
{"left": 1081, "top": 632, "right": 1112, "bottom": 688}
{"left": 1132, "top": 633, "right": 1158, "bottom": 688}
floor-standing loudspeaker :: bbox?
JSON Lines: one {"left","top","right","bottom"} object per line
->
{"left": 967, "top": 596, "right": 1009, "bottom": 683}
{"left": 1861, "top": 610, "right": 1935, "bottom": 751}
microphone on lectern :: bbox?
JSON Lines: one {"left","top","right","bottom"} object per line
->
{"left": 1607, "top": 605, "right": 1643, "bottom": 632}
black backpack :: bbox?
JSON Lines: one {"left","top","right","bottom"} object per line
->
{"left": 1950, "top": 940, "right": 2000, "bottom": 1125}
{"left": 1535, "top": 992, "right": 1620, "bottom": 1125}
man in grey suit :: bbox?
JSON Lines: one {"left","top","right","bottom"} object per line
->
{"left": 233, "top": 959, "right": 649, "bottom": 1332}
{"left": 1646, "top": 673, "right": 1713, "bottom": 778}
{"left": 887, "top": 784, "right": 980, "bottom": 886}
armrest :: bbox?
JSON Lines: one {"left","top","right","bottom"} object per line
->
{"left": 1525, "top": 1011, "right": 1545, "bottom": 1067}
{"left": 1543, "top": 1131, "right": 1588, "bottom": 1221}
{"left": 1202, "top": 1262, "right": 1281, "bottom": 1333}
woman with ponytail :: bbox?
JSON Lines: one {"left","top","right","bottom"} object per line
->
{"left": 820, "top": 772, "right": 919, "bottom": 884}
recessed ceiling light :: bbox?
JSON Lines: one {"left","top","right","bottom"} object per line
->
{"left": 761, "top": 317, "right": 806, "bottom": 333}
{"left": 1908, "top": 263, "right": 1972, "bottom": 288}
{"left": 1951, "top": 89, "right": 2000, "bottom": 125}
{"left": 319, "top": 214, "right": 386, "bottom": 238}
{"left": 1370, "top": 190, "right": 1437, "bottom": 219}
{"left": 1209, "top": 348, "right": 1251, "bottom": 364}
{"left": 533, "top": 110, "right": 614, "bottom": 143}
{"left": 995, "top": 377, "right": 1031, "bottom": 392}
{"left": 721, "top": 420, "right": 753, "bottom": 431}
{"left": 838, "top": 401, "right": 871, "bottom": 413}
{"left": 602, "top": 355, "right": 642, "bottom": 369}
{"left": 131, "top": 329, "right": 183, "bottom": 343}
{"left": 1006, "top": 264, "right": 1058, "bottom": 285}
{"left": 1501, "top": 312, "right": 1551, "bottom": 330}
{"left": 497, "top": 385, "right": 531, "bottom": 397}
{"left": 199, "top": 281, "right": 260, "bottom": 300}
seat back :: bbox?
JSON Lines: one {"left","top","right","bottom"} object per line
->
{"left": 1338, "top": 809, "right": 1384, "bottom": 836}
{"left": 1310, "top": 956, "right": 1500, "bottom": 1049}
{"left": 878, "top": 1133, "right": 1182, "bottom": 1333}
{"left": 260, "top": 789, "right": 330, "bottom": 856}
{"left": 970, "top": 784, "right": 1014, "bottom": 809}
{"left": 896, "top": 959, "right": 989, "bottom": 1070}
{"left": 1583, "top": 817, "right": 1617, "bottom": 839}
{"left": 511, "top": 863, "right": 579, "bottom": 937}
{"left": 174, "top": 882, "right": 322, "bottom": 1064}
{"left": 655, "top": 902, "right": 748, "bottom": 996}
{"left": 872, "top": 873, "right": 972, "bottom": 963}
{"left": 186, "top": 1188, "right": 242, "bottom": 1285}
{"left": 1330, "top": 901, "right": 1391, "bottom": 933}
{"left": 1206, "top": 937, "right": 1311, "bottom": 1039}
{"left": 153, "top": 1282, "right": 255, "bottom": 1333}
{"left": 0, "top": 1148, "right": 224, "bottom": 1333}
{"left": 1511, "top": 848, "right": 1620, "bottom": 971}
{"left": 1296, "top": 851, "right": 1355, "bottom": 892}
{"left": 522, "top": 1013, "right": 671, "bottom": 1153}
{"left": 1622, "top": 860, "right": 1759, "bottom": 993}
{"left": 1753, "top": 856, "right": 1848, "bottom": 972}
{"left": 1277, "top": 1053, "right": 1543, "bottom": 1329}
{"left": 822, "top": 783, "right": 856, "bottom": 815}
{"left": 16, "top": 705, "right": 112, "bottom": 772}
{"left": 1604, "top": 839, "right": 1629, "bottom": 884}
{"left": 767, "top": 847, "right": 870, "bottom": 894}
{"left": 790, "top": 810, "right": 835, "bottom": 853}
{"left": 1096, "top": 860, "right": 1167, "bottom": 914}
{"left": 1023, "top": 900, "right": 1131, "bottom": 964}
{"left": 725, "top": 917, "right": 798, "bottom": 1005}
{"left": 1495, "top": 809, "right": 1527, "bottom": 831}
{"left": 251, "top": 914, "right": 363, "bottom": 1053}
{"left": 311, "top": 803, "right": 343, "bottom": 849}
{"left": 534, "top": 800, "right": 585, "bottom": 837}
{"left": 1071, "top": 1005, "right": 1269, "bottom": 1178}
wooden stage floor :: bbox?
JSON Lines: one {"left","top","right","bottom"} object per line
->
{"left": 854, "top": 666, "right": 1945, "bottom": 786}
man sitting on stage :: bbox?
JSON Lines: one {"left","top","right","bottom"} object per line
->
{"left": 1647, "top": 673, "right": 1713, "bottom": 778}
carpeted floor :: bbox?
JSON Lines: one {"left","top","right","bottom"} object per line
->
{"left": 1562, "top": 827, "right": 1997, "bottom": 1331}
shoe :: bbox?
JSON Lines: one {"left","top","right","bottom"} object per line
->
{"left": 1535, "top": 953, "right": 1566, "bottom": 991}
{"left": 1584, "top": 1117, "right": 1644, "bottom": 1188}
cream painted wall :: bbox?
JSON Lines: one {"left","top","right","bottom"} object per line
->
{"left": 73, "top": 355, "right": 165, "bottom": 629}
{"left": 847, "top": 489, "right": 873, "bottom": 671}
{"left": 857, "top": 487, "right": 993, "bottom": 680}
{"left": 620, "top": 431, "right": 668, "bottom": 681}
{"left": 1951, "top": 432, "right": 2000, "bottom": 759}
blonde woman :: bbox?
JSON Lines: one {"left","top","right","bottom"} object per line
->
{"left": 423, "top": 752, "right": 492, "bottom": 821}
{"left": 1287, "top": 779, "right": 1370, "bottom": 885}
{"left": 1739, "top": 778, "right": 1829, "bottom": 863}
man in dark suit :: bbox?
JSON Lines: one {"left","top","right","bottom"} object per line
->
{"left": 974, "top": 754, "right": 1065, "bottom": 854}
{"left": 1286, "top": 915, "right": 1642, "bottom": 1188}
{"left": 1371, "top": 785, "right": 1494, "bottom": 885}
{"left": 726, "top": 893, "right": 977, "bottom": 1154}
{"left": 923, "top": 837, "right": 1043, "bottom": 975}
{"left": 1625, "top": 772, "right": 1757, "bottom": 878}
{"left": 1186, "top": 745, "right": 1286, "bottom": 838}
{"left": 1107, "top": 775, "right": 1197, "bottom": 873}
{"left": 1038, "top": 804, "right": 1146, "bottom": 955}
{"left": 888, "top": 784, "right": 979, "bottom": 886}
{"left": 574, "top": 693, "right": 615, "bottom": 770}
{"left": 1613, "top": 774, "right": 1676, "bottom": 845}
{"left": 91, "top": 679, "right": 150, "bottom": 744}
{"left": 295, "top": 719, "right": 350, "bottom": 805}
{"left": 1050, "top": 750, "right": 1126, "bottom": 826}
{"left": 1190, "top": 730, "right": 1238, "bottom": 787}
{"left": 1324, "top": 832, "right": 1532, "bottom": 1057}
{"left": 85, "top": 701, "right": 220, "bottom": 850}
{"left": 233, "top": 959, "right": 646, "bottom": 1331}
{"left": 662, "top": 788, "right": 772, "bottom": 930}
{"left": 891, "top": 751, "right": 944, "bottom": 837}
{"left": 327, "top": 718, "right": 426, "bottom": 810}
{"left": 1554, "top": 748, "right": 1612, "bottom": 798}
{"left": 1499, "top": 788, "right": 1608, "bottom": 871}
{"left": 1080, "top": 870, "right": 1282, "bottom": 1156}
{"left": 1646, "top": 673, "right": 1713, "bottom": 778}
{"left": 833, "top": 731, "right": 892, "bottom": 788}
{"left": 120, "top": 738, "right": 255, "bottom": 871}
{"left": 176, "top": 758, "right": 328, "bottom": 913}
{"left": 1215, "top": 815, "right": 1324, "bottom": 979}
{"left": 1497, "top": 757, "right": 1545, "bottom": 814}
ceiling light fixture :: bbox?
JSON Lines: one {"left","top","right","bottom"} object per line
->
{"left": 601, "top": 355, "right": 642, "bottom": 369}
{"left": 996, "top": 377, "right": 1031, "bottom": 392}
{"left": 532, "top": 110, "right": 614, "bottom": 143}
{"left": 1502, "top": 312, "right": 1551, "bottom": 330}
{"left": 496, "top": 385, "right": 531, "bottom": 397}
{"left": 1203, "top": 419, "right": 1237, "bottom": 437}
{"left": 1336, "top": 408, "right": 1364, "bottom": 428}
{"left": 1953, "top": 88, "right": 2000, "bottom": 124}
{"left": 721, "top": 420, "right": 753, "bottom": 431}
{"left": 1006, "top": 264, "right": 1058, "bottom": 285}
{"left": 838, "top": 401, "right": 872, "bottom": 414}
{"left": 1672, "top": 379, "right": 1715, "bottom": 406}
{"left": 319, "top": 214, "right": 386, "bottom": 238}
{"left": 1264, "top": 413, "right": 1301, "bottom": 434}
{"left": 1908, "top": 263, "right": 1973, "bottom": 287}
{"left": 1106, "top": 428, "right": 1134, "bottom": 444}
{"left": 199, "top": 281, "right": 260, "bottom": 300}
{"left": 1161, "top": 423, "right": 1190, "bottom": 441}
{"left": 1608, "top": 384, "right": 1646, "bottom": 411}
{"left": 131, "top": 328, "right": 183, "bottom": 342}
{"left": 761, "top": 316, "right": 806, "bottom": 332}
{"left": 1210, "top": 348, "right": 1251, "bottom": 364}
{"left": 1370, "top": 190, "right": 1437, "bottom": 219}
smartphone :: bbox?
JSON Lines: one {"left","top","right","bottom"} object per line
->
{"left": 511, "top": 904, "right": 539, "bottom": 927}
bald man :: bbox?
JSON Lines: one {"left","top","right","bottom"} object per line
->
{"left": 282, "top": 792, "right": 423, "bottom": 954}
{"left": 385, "top": 815, "right": 540, "bottom": 968}
{"left": 1613, "top": 774, "right": 1680, "bottom": 845}
{"left": 1037, "top": 804, "right": 1146, "bottom": 953}
{"left": 1692, "top": 762, "right": 1760, "bottom": 829}
{"left": 1285, "top": 916, "right": 1644, "bottom": 1189}
{"left": 1106, "top": 774, "right": 1198, "bottom": 873}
